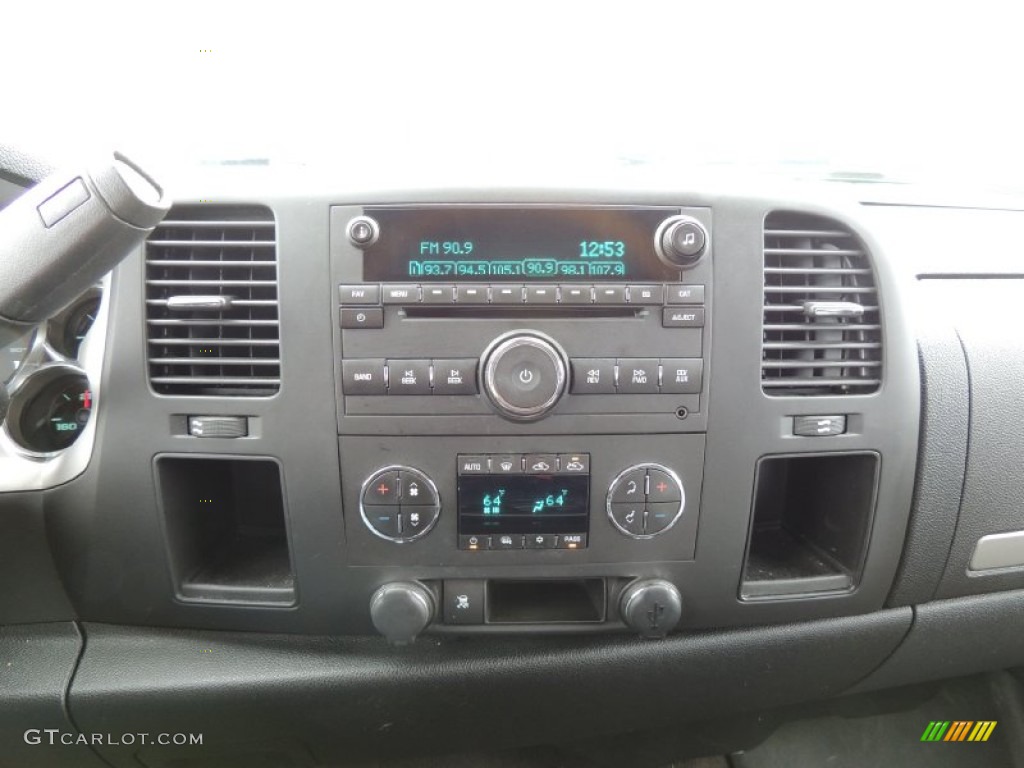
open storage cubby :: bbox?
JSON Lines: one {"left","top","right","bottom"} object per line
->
{"left": 486, "top": 579, "right": 606, "bottom": 624}
{"left": 741, "top": 452, "right": 879, "bottom": 599}
{"left": 156, "top": 456, "right": 295, "bottom": 605}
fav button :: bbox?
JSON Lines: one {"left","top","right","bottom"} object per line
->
{"left": 338, "top": 284, "right": 381, "bottom": 305}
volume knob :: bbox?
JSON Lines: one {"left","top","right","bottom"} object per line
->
{"left": 656, "top": 215, "right": 708, "bottom": 268}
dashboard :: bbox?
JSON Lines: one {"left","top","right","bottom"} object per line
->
{"left": 5, "top": 168, "right": 1024, "bottom": 766}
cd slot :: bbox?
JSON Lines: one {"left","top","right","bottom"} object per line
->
{"left": 402, "top": 306, "right": 647, "bottom": 320}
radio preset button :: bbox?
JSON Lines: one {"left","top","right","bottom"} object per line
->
{"left": 525, "top": 285, "right": 558, "bottom": 304}
{"left": 628, "top": 285, "right": 664, "bottom": 304}
{"left": 339, "top": 284, "right": 381, "bottom": 305}
{"left": 559, "top": 284, "right": 593, "bottom": 304}
{"left": 387, "top": 359, "right": 431, "bottom": 394}
{"left": 570, "top": 358, "right": 616, "bottom": 394}
{"left": 431, "top": 358, "right": 478, "bottom": 395}
{"left": 616, "top": 358, "right": 660, "bottom": 394}
{"left": 663, "top": 307, "right": 705, "bottom": 328}
{"left": 382, "top": 284, "right": 421, "bottom": 304}
{"left": 456, "top": 284, "right": 489, "bottom": 303}
{"left": 490, "top": 285, "right": 524, "bottom": 304}
{"left": 342, "top": 359, "right": 387, "bottom": 395}
{"left": 660, "top": 359, "right": 702, "bottom": 394}
{"left": 666, "top": 284, "right": 705, "bottom": 304}
{"left": 422, "top": 284, "right": 455, "bottom": 303}
{"left": 594, "top": 285, "right": 628, "bottom": 304}
{"left": 340, "top": 307, "right": 384, "bottom": 329}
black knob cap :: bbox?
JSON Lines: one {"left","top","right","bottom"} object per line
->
{"left": 482, "top": 332, "right": 567, "bottom": 421}
{"left": 619, "top": 579, "right": 682, "bottom": 639}
{"left": 370, "top": 582, "right": 434, "bottom": 645}
{"left": 656, "top": 216, "right": 707, "bottom": 268}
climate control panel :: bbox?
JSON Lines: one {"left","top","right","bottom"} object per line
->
{"left": 360, "top": 466, "right": 441, "bottom": 543}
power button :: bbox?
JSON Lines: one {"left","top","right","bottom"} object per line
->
{"left": 482, "top": 333, "right": 568, "bottom": 421}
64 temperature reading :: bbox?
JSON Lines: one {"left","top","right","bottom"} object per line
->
{"left": 532, "top": 490, "right": 568, "bottom": 514}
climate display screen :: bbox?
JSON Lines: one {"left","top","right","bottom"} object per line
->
{"left": 362, "top": 206, "right": 679, "bottom": 282}
{"left": 458, "top": 474, "right": 590, "bottom": 535}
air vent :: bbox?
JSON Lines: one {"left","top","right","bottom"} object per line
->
{"left": 762, "top": 212, "right": 881, "bottom": 395}
{"left": 146, "top": 205, "right": 280, "bottom": 396}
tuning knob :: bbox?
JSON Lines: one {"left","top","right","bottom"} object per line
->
{"left": 370, "top": 582, "right": 435, "bottom": 645}
{"left": 619, "top": 579, "right": 682, "bottom": 639}
{"left": 656, "top": 215, "right": 708, "bottom": 268}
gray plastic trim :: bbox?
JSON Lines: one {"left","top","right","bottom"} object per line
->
{"left": 969, "top": 531, "right": 1024, "bottom": 572}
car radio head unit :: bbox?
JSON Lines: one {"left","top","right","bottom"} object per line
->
{"left": 361, "top": 206, "right": 680, "bottom": 282}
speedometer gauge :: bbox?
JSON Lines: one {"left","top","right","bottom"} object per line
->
{"left": 1, "top": 330, "right": 34, "bottom": 383}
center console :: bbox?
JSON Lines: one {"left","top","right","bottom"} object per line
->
{"left": 329, "top": 204, "right": 713, "bottom": 638}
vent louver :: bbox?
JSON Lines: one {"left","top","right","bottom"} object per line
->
{"left": 762, "top": 212, "right": 882, "bottom": 395}
{"left": 145, "top": 205, "right": 280, "bottom": 396}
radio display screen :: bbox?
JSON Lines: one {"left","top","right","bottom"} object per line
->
{"left": 458, "top": 474, "right": 590, "bottom": 536}
{"left": 362, "top": 206, "right": 679, "bottom": 282}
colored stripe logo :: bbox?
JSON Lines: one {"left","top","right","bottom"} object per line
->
{"left": 921, "top": 721, "right": 997, "bottom": 742}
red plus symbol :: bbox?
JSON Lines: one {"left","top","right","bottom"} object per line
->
{"left": 377, "top": 483, "right": 390, "bottom": 495}
{"left": 655, "top": 481, "right": 668, "bottom": 494}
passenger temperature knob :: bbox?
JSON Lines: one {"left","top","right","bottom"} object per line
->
{"left": 370, "top": 582, "right": 435, "bottom": 645}
{"left": 619, "top": 579, "right": 682, "bottom": 639}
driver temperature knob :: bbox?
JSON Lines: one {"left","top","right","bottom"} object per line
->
{"left": 370, "top": 582, "right": 435, "bottom": 645}
{"left": 619, "top": 579, "right": 682, "bottom": 639}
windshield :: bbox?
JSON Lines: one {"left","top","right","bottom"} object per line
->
{"left": 6, "top": 3, "right": 1023, "bottom": 192}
